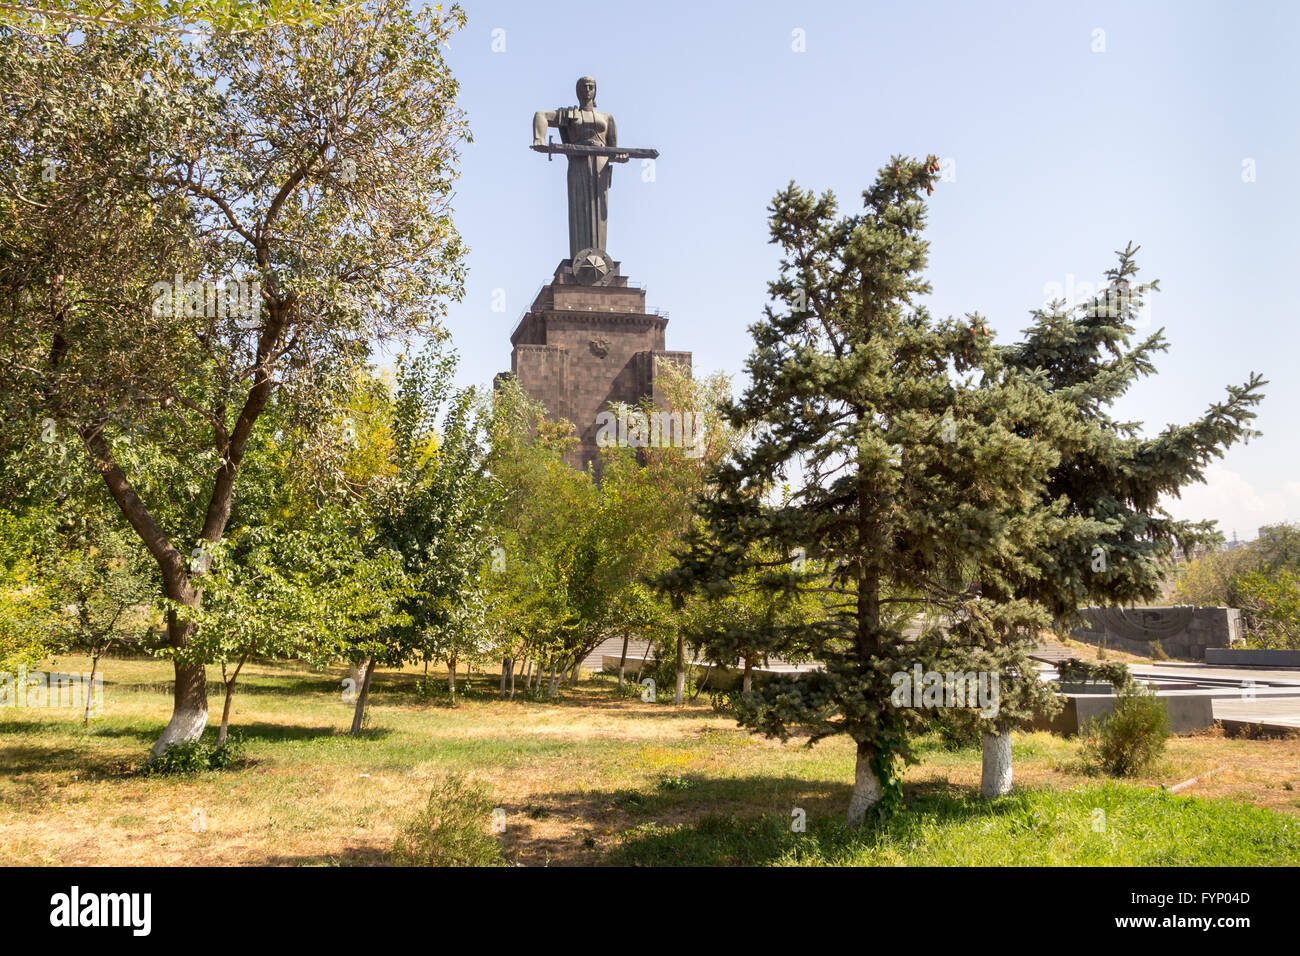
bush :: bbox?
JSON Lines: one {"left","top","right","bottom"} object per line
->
{"left": 919, "top": 707, "right": 982, "bottom": 751}
{"left": 389, "top": 774, "right": 506, "bottom": 867}
{"left": 1079, "top": 685, "right": 1170, "bottom": 777}
{"left": 1058, "top": 658, "right": 1134, "bottom": 690}
{"left": 207, "top": 733, "right": 246, "bottom": 770}
{"left": 709, "top": 688, "right": 741, "bottom": 716}
{"left": 142, "top": 732, "right": 246, "bottom": 775}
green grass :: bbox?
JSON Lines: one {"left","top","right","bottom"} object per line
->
{"left": 609, "top": 783, "right": 1300, "bottom": 866}
{"left": 3, "top": 655, "right": 1299, "bottom": 865}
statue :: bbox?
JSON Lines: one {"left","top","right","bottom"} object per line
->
{"left": 532, "top": 76, "right": 659, "bottom": 274}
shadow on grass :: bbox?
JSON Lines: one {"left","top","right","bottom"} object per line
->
{"left": 75, "top": 721, "right": 356, "bottom": 745}
{"left": 589, "top": 778, "right": 1031, "bottom": 866}
{"left": 0, "top": 742, "right": 134, "bottom": 778}
{"left": 473, "top": 772, "right": 1026, "bottom": 866}
{"left": 260, "top": 846, "right": 391, "bottom": 867}
{"left": 218, "top": 721, "right": 362, "bottom": 744}
{"left": 101, "top": 675, "right": 345, "bottom": 699}
{"left": 352, "top": 672, "right": 727, "bottom": 721}
{"left": 0, "top": 720, "right": 386, "bottom": 781}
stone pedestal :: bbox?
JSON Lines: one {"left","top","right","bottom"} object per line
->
{"left": 501, "top": 258, "right": 691, "bottom": 474}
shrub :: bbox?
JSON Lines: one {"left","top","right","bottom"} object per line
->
{"left": 919, "top": 706, "right": 982, "bottom": 751}
{"left": 1079, "top": 685, "right": 1170, "bottom": 777}
{"left": 207, "top": 733, "right": 246, "bottom": 770}
{"left": 389, "top": 774, "right": 506, "bottom": 867}
{"left": 1058, "top": 658, "right": 1134, "bottom": 690}
{"left": 143, "top": 740, "right": 210, "bottom": 775}
{"left": 142, "top": 732, "right": 246, "bottom": 775}
{"left": 709, "top": 688, "right": 741, "bottom": 716}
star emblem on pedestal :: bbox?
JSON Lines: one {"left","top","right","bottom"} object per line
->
{"left": 573, "top": 248, "right": 610, "bottom": 285}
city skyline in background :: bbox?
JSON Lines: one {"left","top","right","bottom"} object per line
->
{"left": 429, "top": 0, "right": 1299, "bottom": 540}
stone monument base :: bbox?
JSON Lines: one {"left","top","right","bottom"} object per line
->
{"left": 501, "top": 258, "right": 691, "bottom": 474}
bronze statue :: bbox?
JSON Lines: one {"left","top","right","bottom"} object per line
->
{"left": 532, "top": 77, "right": 658, "bottom": 262}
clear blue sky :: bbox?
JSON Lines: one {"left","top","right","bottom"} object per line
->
{"left": 431, "top": 0, "right": 1299, "bottom": 539}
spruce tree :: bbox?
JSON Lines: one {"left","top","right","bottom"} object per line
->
{"left": 969, "top": 245, "right": 1266, "bottom": 795}
{"left": 661, "top": 157, "right": 1074, "bottom": 824}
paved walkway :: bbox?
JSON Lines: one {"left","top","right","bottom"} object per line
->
{"left": 1213, "top": 696, "right": 1300, "bottom": 730}
{"left": 589, "top": 639, "right": 1300, "bottom": 733}
{"left": 580, "top": 637, "right": 816, "bottom": 673}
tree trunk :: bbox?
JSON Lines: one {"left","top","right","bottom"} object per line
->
{"left": 568, "top": 656, "right": 581, "bottom": 685}
{"left": 847, "top": 741, "right": 885, "bottom": 827}
{"left": 981, "top": 727, "right": 1014, "bottom": 798}
{"left": 742, "top": 655, "right": 753, "bottom": 693}
{"left": 617, "top": 634, "right": 629, "bottom": 690}
{"left": 674, "top": 633, "right": 685, "bottom": 705}
{"left": 153, "top": 659, "right": 209, "bottom": 756}
{"left": 217, "top": 652, "right": 248, "bottom": 746}
{"left": 500, "top": 658, "right": 509, "bottom": 698}
{"left": 690, "top": 663, "right": 711, "bottom": 701}
{"left": 348, "top": 662, "right": 366, "bottom": 689}
{"left": 547, "top": 660, "right": 560, "bottom": 698}
{"left": 78, "top": 424, "right": 211, "bottom": 758}
{"left": 151, "top": 603, "right": 209, "bottom": 756}
{"left": 84, "top": 650, "right": 101, "bottom": 727}
{"left": 634, "top": 640, "right": 652, "bottom": 685}
{"left": 349, "top": 657, "right": 377, "bottom": 736}
{"left": 447, "top": 657, "right": 457, "bottom": 704}
{"left": 509, "top": 658, "right": 516, "bottom": 699}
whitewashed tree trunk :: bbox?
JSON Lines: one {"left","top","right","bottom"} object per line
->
{"left": 151, "top": 691, "right": 208, "bottom": 756}
{"left": 981, "top": 728, "right": 1013, "bottom": 798}
{"left": 847, "top": 743, "right": 884, "bottom": 827}
{"left": 151, "top": 603, "right": 208, "bottom": 756}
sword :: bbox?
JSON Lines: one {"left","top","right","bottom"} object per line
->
{"left": 530, "top": 136, "right": 659, "bottom": 162}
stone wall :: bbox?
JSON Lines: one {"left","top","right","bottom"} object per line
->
{"left": 1068, "top": 606, "right": 1242, "bottom": 661}
{"left": 504, "top": 259, "right": 691, "bottom": 474}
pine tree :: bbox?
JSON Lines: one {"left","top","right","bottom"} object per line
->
{"left": 969, "top": 245, "right": 1266, "bottom": 795}
{"left": 660, "top": 157, "right": 1074, "bottom": 824}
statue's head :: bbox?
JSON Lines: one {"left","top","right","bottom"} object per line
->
{"left": 576, "top": 76, "right": 597, "bottom": 107}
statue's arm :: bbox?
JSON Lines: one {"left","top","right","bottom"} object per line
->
{"left": 532, "top": 110, "right": 559, "bottom": 146}
{"left": 606, "top": 114, "right": 629, "bottom": 163}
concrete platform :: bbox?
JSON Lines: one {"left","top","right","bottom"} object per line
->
{"left": 1032, "top": 690, "right": 1217, "bottom": 736}
{"left": 1213, "top": 697, "right": 1300, "bottom": 736}
{"left": 1037, "top": 661, "right": 1300, "bottom": 736}
{"left": 1204, "top": 647, "right": 1300, "bottom": 668}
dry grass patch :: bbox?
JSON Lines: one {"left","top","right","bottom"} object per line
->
{"left": 2, "top": 656, "right": 1296, "bottom": 866}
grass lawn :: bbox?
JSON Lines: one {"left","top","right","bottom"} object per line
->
{"left": 2, "top": 655, "right": 1298, "bottom": 866}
